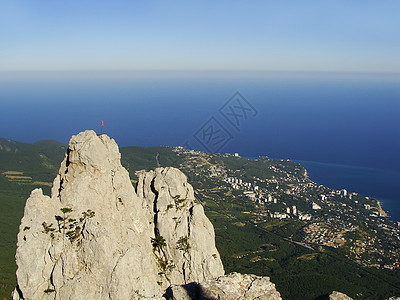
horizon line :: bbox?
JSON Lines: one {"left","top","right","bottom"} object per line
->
{"left": 0, "top": 69, "right": 399, "bottom": 79}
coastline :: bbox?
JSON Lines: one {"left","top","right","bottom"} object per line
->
{"left": 237, "top": 156, "right": 399, "bottom": 222}
{"left": 294, "top": 159, "right": 400, "bottom": 223}
{"left": 376, "top": 201, "right": 388, "bottom": 218}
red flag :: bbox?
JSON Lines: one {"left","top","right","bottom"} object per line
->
{"left": 101, "top": 120, "right": 104, "bottom": 127}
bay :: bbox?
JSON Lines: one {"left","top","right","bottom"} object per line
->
{"left": 296, "top": 160, "right": 400, "bottom": 222}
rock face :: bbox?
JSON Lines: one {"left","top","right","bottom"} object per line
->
{"left": 137, "top": 167, "right": 224, "bottom": 285}
{"left": 166, "top": 273, "right": 281, "bottom": 300}
{"left": 15, "top": 131, "right": 161, "bottom": 299}
{"left": 13, "top": 130, "right": 280, "bottom": 299}
{"left": 329, "top": 291, "right": 353, "bottom": 300}
{"left": 199, "top": 273, "right": 281, "bottom": 300}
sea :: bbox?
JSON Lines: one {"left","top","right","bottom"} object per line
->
{"left": 0, "top": 71, "right": 399, "bottom": 222}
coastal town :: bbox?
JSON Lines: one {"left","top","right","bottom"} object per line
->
{"left": 172, "top": 146, "right": 400, "bottom": 270}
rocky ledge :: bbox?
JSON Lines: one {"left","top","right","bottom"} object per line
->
{"left": 166, "top": 272, "right": 281, "bottom": 300}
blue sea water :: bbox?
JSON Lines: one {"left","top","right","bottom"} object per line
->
{"left": 295, "top": 160, "right": 400, "bottom": 223}
{"left": 0, "top": 71, "right": 399, "bottom": 220}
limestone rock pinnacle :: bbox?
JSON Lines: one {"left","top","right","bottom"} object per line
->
{"left": 13, "top": 130, "right": 280, "bottom": 300}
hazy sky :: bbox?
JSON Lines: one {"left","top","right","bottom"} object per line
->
{"left": 1, "top": 1, "right": 399, "bottom": 73}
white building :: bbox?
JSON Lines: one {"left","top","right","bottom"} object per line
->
{"left": 312, "top": 202, "right": 322, "bottom": 210}
{"left": 244, "top": 191, "right": 256, "bottom": 200}
{"left": 272, "top": 212, "right": 288, "bottom": 219}
{"left": 299, "top": 213, "right": 312, "bottom": 221}
{"left": 292, "top": 205, "right": 297, "bottom": 216}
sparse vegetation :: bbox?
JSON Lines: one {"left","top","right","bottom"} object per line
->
{"left": 42, "top": 208, "right": 96, "bottom": 246}
{"left": 177, "top": 236, "right": 190, "bottom": 253}
{"left": 173, "top": 195, "right": 187, "bottom": 209}
{"left": 152, "top": 234, "right": 166, "bottom": 249}
{"left": 42, "top": 221, "right": 56, "bottom": 239}
{"left": 81, "top": 209, "right": 95, "bottom": 220}
{"left": 59, "top": 207, "right": 72, "bottom": 239}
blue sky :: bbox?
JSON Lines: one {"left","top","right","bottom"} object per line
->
{"left": 1, "top": 0, "right": 399, "bottom": 73}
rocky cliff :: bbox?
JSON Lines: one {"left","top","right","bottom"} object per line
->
{"left": 13, "top": 130, "right": 281, "bottom": 300}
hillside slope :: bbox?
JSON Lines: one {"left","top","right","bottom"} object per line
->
{"left": 1, "top": 136, "right": 399, "bottom": 299}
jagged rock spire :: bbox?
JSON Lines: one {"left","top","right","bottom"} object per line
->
{"left": 13, "top": 130, "right": 225, "bottom": 299}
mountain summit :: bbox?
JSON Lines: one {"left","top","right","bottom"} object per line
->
{"left": 13, "top": 130, "right": 281, "bottom": 299}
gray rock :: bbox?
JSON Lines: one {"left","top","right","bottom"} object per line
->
{"left": 137, "top": 167, "right": 224, "bottom": 286}
{"left": 164, "top": 273, "right": 282, "bottom": 300}
{"left": 199, "top": 272, "right": 281, "bottom": 300}
{"left": 14, "top": 131, "right": 161, "bottom": 299}
{"left": 329, "top": 291, "right": 353, "bottom": 300}
{"left": 13, "top": 130, "right": 225, "bottom": 299}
